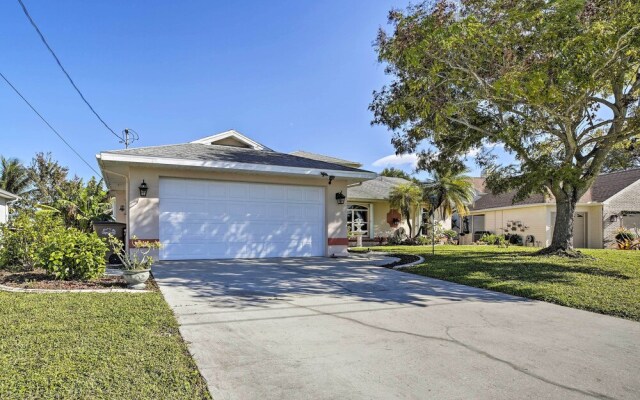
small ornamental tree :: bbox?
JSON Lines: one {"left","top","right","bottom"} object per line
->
{"left": 371, "top": 0, "right": 640, "bottom": 256}
{"left": 389, "top": 183, "right": 423, "bottom": 237}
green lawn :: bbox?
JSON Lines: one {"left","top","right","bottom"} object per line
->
{"left": 367, "top": 245, "right": 640, "bottom": 321}
{"left": 0, "top": 291, "right": 211, "bottom": 400}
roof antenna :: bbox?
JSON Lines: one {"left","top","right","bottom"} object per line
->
{"left": 121, "top": 128, "right": 139, "bottom": 148}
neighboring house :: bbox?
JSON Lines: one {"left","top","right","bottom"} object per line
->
{"left": 97, "top": 130, "right": 376, "bottom": 260}
{"left": 0, "top": 189, "right": 19, "bottom": 224}
{"left": 458, "top": 169, "right": 640, "bottom": 248}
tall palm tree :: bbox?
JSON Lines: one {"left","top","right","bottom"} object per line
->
{"left": 422, "top": 167, "right": 474, "bottom": 221}
{"left": 389, "top": 182, "right": 423, "bottom": 237}
{"left": 0, "top": 156, "right": 31, "bottom": 196}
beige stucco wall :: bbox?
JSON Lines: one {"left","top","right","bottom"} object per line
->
{"left": 111, "top": 190, "right": 127, "bottom": 224}
{"left": 0, "top": 198, "right": 8, "bottom": 224}
{"left": 126, "top": 166, "right": 350, "bottom": 258}
{"left": 461, "top": 203, "right": 604, "bottom": 248}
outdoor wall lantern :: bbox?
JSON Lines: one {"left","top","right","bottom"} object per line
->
{"left": 335, "top": 191, "right": 346, "bottom": 205}
{"left": 119, "top": 205, "right": 125, "bottom": 212}
{"left": 138, "top": 180, "right": 149, "bottom": 197}
{"left": 610, "top": 214, "right": 619, "bottom": 223}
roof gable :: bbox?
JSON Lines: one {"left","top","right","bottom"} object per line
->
{"left": 190, "top": 130, "right": 272, "bottom": 151}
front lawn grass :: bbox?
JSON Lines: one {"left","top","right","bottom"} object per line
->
{"left": 366, "top": 245, "right": 640, "bottom": 321}
{"left": 0, "top": 291, "right": 211, "bottom": 399}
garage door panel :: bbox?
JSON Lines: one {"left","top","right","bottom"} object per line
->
{"left": 159, "top": 179, "right": 325, "bottom": 260}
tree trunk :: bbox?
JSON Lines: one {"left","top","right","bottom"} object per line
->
{"left": 404, "top": 210, "right": 413, "bottom": 238}
{"left": 537, "top": 190, "right": 582, "bottom": 257}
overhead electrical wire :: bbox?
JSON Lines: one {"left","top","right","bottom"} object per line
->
{"left": 17, "top": 0, "right": 124, "bottom": 142}
{"left": 0, "top": 71, "right": 103, "bottom": 177}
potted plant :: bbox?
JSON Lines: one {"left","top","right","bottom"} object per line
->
{"left": 107, "top": 235, "right": 161, "bottom": 289}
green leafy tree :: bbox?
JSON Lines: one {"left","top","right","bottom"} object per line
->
{"left": 371, "top": 0, "right": 640, "bottom": 255}
{"left": 0, "top": 156, "right": 31, "bottom": 196}
{"left": 423, "top": 166, "right": 474, "bottom": 220}
{"left": 27, "top": 152, "right": 69, "bottom": 206}
{"left": 388, "top": 182, "right": 423, "bottom": 237}
{"left": 50, "top": 177, "right": 113, "bottom": 232}
{"left": 380, "top": 167, "right": 413, "bottom": 180}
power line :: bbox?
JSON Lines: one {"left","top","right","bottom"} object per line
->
{"left": 0, "top": 71, "right": 103, "bottom": 177}
{"left": 17, "top": 0, "right": 123, "bottom": 142}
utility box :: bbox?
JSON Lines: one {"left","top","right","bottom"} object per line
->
{"left": 93, "top": 222, "right": 127, "bottom": 265}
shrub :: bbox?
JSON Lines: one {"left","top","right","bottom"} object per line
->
{"left": 0, "top": 212, "right": 63, "bottom": 271}
{"left": 442, "top": 229, "right": 458, "bottom": 240}
{"left": 414, "top": 236, "right": 432, "bottom": 245}
{"left": 40, "top": 228, "right": 108, "bottom": 280}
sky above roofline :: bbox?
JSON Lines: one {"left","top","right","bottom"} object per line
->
{"left": 1, "top": 1, "right": 512, "bottom": 182}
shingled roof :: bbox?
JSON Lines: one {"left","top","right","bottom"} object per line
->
{"left": 348, "top": 176, "right": 411, "bottom": 200}
{"left": 290, "top": 151, "right": 362, "bottom": 168}
{"left": 102, "top": 143, "right": 373, "bottom": 173}
{"left": 471, "top": 168, "right": 640, "bottom": 211}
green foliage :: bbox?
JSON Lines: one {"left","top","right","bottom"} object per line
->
{"left": 422, "top": 166, "right": 474, "bottom": 220}
{"left": 0, "top": 292, "right": 211, "bottom": 399}
{"left": 0, "top": 212, "right": 62, "bottom": 270}
{"left": 46, "top": 176, "right": 113, "bottom": 232}
{"left": 441, "top": 229, "right": 458, "bottom": 240}
{"left": 0, "top": 156, "right": 31, "bottom": 196}
{"left": 380, "top": 167, "right": 413, "bottom": 181}
{"left": 107, "top": 235, "right": 161, "bottom": 271}
{"left": 0, "top": 211, "right": 107, "bottom": 280}
{"left": 389, "top": 183, "right": 423, "bottom": 237}
{"left": 40, "top": 228, "right": 107, "bottom": 280}
{"left": 480, "top": 233, "right": 508, "bottom": 247}
{"left": 371, "top": 0, "right": 640, "bottom": 251}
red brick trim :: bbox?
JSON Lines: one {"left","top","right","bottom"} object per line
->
{"left": 129, "top": 239, "right": 160, "bottom": 248}
{"left": 327, "top": 238, "right": 349, "bottom": 246}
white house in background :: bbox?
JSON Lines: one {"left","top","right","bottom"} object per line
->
{"left": 0, "top": 189, "right": 19, "bottom": 223}
{"left": 457, "top": 169, "right": 640, "bottom": 248}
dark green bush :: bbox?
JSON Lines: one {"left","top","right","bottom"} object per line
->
{"left": 0, "top": 212, "right": 63, "bottom": 270}
{"left": 40, "top": 228, "right": 107, "bottom": 280}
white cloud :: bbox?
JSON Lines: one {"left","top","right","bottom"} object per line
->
{"left": 465, "top": 148, "right": 481, "bottom": 158}
{"left": 372, "top": 153, "right": 419, "bottom": 168}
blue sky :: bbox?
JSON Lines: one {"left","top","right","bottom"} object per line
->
{"left": 0, "top": 0, "right": 491, "bottom": 180}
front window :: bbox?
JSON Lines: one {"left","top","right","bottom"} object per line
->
{"left": 347, "top": 205, "right": 369, "bottom": 235}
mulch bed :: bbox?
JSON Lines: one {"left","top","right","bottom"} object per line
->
{"left": 0, "top": 268, "right": 157, "bottom": 291}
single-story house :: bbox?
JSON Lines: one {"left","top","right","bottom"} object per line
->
{"left": 0, "top": 189, "right": 19, "bottom": 224}
{"left": 458, "top": 169, "right": 640, "bottom": 248}
{"left": 97, "top": 130, "right": 376, "bottom": 260}
{"left": 287, "top": 149, "right": 456, "bottom": 246}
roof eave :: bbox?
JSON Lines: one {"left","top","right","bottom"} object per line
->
{"left": 98, "top": 152, "right": 377, "bottom": 181}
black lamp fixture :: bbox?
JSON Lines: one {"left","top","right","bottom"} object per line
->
{"left": 335, "top": 191, "right": 346, "bottom": 204}
{"left": 138, "top": 180, "right": 149, "bottom": 197}
{"left": 610, "top": 214, "right": 619, "bottom": 223}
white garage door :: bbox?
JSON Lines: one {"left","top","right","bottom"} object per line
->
{"left": 159, "top": 178, "right": 325, "bottom": 260}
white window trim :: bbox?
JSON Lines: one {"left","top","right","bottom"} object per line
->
{"left": 347, "top": 204, "right": 370, "bottom": 236}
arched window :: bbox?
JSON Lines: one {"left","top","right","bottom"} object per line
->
{"left": 347, "top": 205, "right": 369, "bottom": 235}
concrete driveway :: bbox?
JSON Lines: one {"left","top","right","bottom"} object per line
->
{"left": 153, "top": 255, "right": 640, "bottom": 400}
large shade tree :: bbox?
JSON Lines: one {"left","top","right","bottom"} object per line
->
{"left": 371, "top": 0, "right": 640, "bottom": 255}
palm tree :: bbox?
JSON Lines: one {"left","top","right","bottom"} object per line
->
{"left": 422, "top": 168, "right": 474, "bottom": 221}
{"left": 389, "top": 182, "right": 423, "bottom": 237}
{"left": 0, "top": 156, "right": 31, "bottom": 196}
